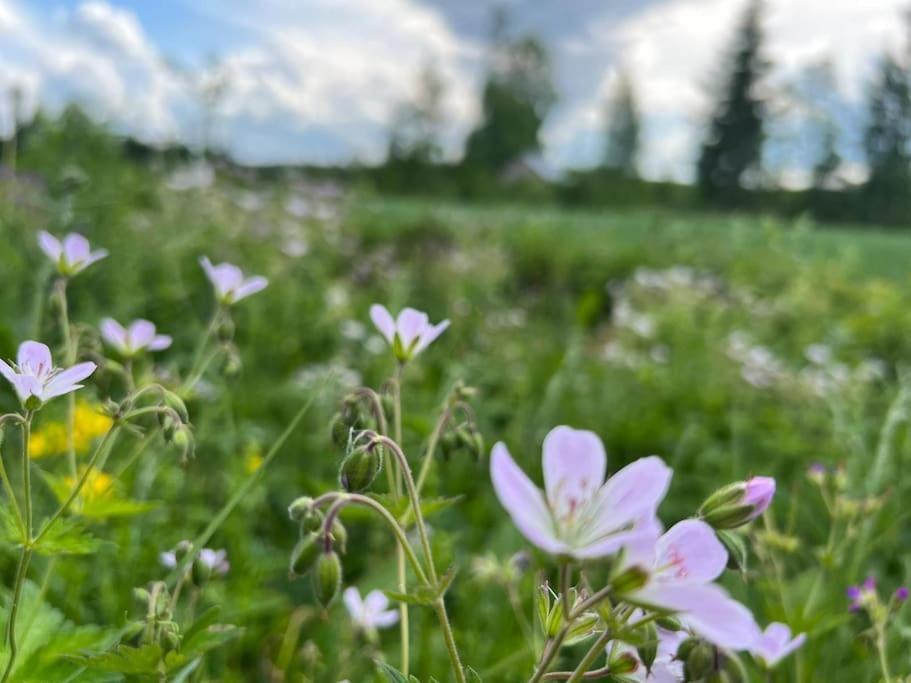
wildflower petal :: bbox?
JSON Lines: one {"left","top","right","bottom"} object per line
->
{"left": 574, "top": 518, "right": 662, "bottom": 559}
{"left": 491, "top": 442, "right": 565, "bottom": 554}
{"left": 364, "top": 589, "right": 390, "bottom": 615}
{"left": 0, "top": 359, "right": 16, "bottom": 384}
{"left": 128, "top": 320, "right": 157, "bottom": 348}
{"left": 234, "top": 276, "right": 269, "bottom": 302}
{"left": 597, "top": 456, "right": 672, "bottom": 530}
{"left": 370, "top": 608, "right": 400, "bottom": 628}
{"left": 343, "top": 586, "right": 363, "bottom": 617}
{"left": 752, "top": 622, "right": 806, "bottom": 666}
{"left": 414, "top": 319, "right": 450, "bottom": 354}
{"left": 148, "top": 335, "right": 173, "bottom": 351}
{"left": 635, "top": 582, "right": 760, "bottom": 650}
{"left": 17, "top": 341, "right": 53, "bottom": 375}
{"left": 370, "top": 304, "right": 396, "bottom": 343}
{"left": 38, "top": 231, "right": 62, "bottom": 261}
{"left": 542, "top": 426, "right": 606, "bottom": 514}
{"left": 62, "top": 233, "right": 91, "bottom": 264}
{"left": 396, "top": 308, "right": 429, "bottom": 348}
{"left": 655, "top": 520, "right": 727, "bottom": 584}
{"left": 43, "top": 362, "right": 97, "bottom": 398}
{"left": 100, "top": 318, "right": 127, "bottom": 349}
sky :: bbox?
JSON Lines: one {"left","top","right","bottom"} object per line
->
{"left": 0, "top": 0, "right": 909, "bottom": 185}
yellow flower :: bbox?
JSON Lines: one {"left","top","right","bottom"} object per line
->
{"left": 64, "top": 466, "right": 115, "bottom": 503}
{"left": 243, "top": 443, "right": 264, "bottom": 474}
{"left": 28, "top": 402, "right": 112, "bottom": 459}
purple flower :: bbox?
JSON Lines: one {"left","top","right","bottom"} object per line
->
{"left": 38, "top": 231, "right": 108, "bottom": 277}
{"left": 200, "top": 257, "right": 268, "bottom": 305}
{"left": 100, "top": 318, "right": 172, "bottom": 357}
{"left": 0, "top": 341, "right": 96, "bottom": 408}
{"left": 742, "top": 476, "right": 775, "bottom": 519}
{"left": 197, "top": 548, "right": 230, "bottom": 575}
{"left": 625, "top": 520, "right": 761, "bottom": 650}
{"left": 751, "top": 622, "right": 806, "bottom": 667}
{"left": 896, "top": 586, "right": 909, "bottom": 602}
{"left": 369, "top": 304, "right": 450, "bottom": 362}
{"left": 847, "top": 576, "right": 877, "bottom": 611}
{"left": 343, "top": 586, "right": 399, "bottom": 631}
{"left": 490, "top": 426, "right": 672, "bottom": 559}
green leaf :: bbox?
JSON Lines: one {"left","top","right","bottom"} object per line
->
{"left": 370, "top": 494, "right": 464, "bottom": 520}
{"left": 716, "top": 529, "right": 748, "bottom": 574}
{"left": 383, "top": 588, "right": 437, "bottom": 607}
{"left": 30, "top": 518, "right": 102, "bottom": 556}
{"left": 375, "top": 660, "right": 410, "bottom": 682}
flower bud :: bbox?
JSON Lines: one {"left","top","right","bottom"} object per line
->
{"left": 330, "top": 519, "right": 348, "bottom": 554}
{"left": 607, "top": 649, "right": 639, "bottom": 675}
{"left": 683, "top": 640, "right": 715, "bottom": 681}
{"left": 216, "top": 315, "right": 235, "bottom": 342}
{"left": 637, "top": 622, "right": 658, "bottom": 673}
{"left": 610, "top": 565, "right": 650, "bottom": 594}
{"left": 313, "top": 551, "right": 342, "bottom": 606}
{"left": 535, "top": 585, "right": 552, "bottom": 633}
{"left": 700, "top": 476, "right": 776, "bottom": 530}
{"left": 339, "top": 446, "right": 382, "bottom": 492}
{"left": 133, "top": 587, "right": 151, "bottom": 604}
{"left": 163, "top": 390, "right": 189, "bottom": 423}
{"left": 290, "top": 533, "right": 321, "bottom": 577}
{"left": 564, "top": 611, "right": 599, "bottom": 646}
{"left": 288, "top": 497, "right": 324, "bottom": 533}
{"left": 656, "top": 615, "right": 682, "bottom": 631}
{"left": 171, "top": 425, "right": 195, "bottom": 465}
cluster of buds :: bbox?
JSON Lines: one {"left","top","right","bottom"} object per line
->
{"left": 154, "top": 390, "right": 195, "bottom": 464}
{"left": 698, "top": 476, "right": 775, "bottom": 530}
{"left": 330, "top": 395, "right": 377, "bottom": 452}
{"left": 535, "top": 585, "right": 599, "bottom": 646}
{"left": 848, "top": 576, "right": 908, "bottom": 617}
{"left": 439, "top": 381, "right": 484, "bottom": 462}
{"left": 676, "top": 638, "right": 743, "bottom": 682}
{"left": 131, "top": 582, "right": 181, "bottom": 652}
{"left": 288, "top": 497, "right": 348, "bottom": 607}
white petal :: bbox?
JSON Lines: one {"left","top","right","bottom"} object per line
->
{"left": 542, "top": 426, "right": 606, "bottom": 516}
{"left": 17, "top": 341, "right": 53, "bottom": 377}
{"left": 100, "top": 318, "right": 127, "bottom": 350}
{"left": 38, "top": 231, "right": 62, "bottom": 262}
{"left": 655, "top": 520, "right": 727, "bottom": 584}
{"left": 369, "top": 304, "right": 396, "bottom": 343}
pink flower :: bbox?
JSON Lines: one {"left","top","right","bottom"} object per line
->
{"left": 625, "top": 520, "right": 760, "bottom": 650}
{"left": 742, "top": 476, "right": 775, "bottom": 518}
{"left": 490, "top": 426, "right": 671, "bottom": 559}
{"left": 0, "top": 341, "right": 96, "bottom": 408}
{"left": 751, "top": 622, "right": 806, "bottom": 667}
{"left": 38, "top": 231, "right": 108, "bottom": 277}
{"left": 200, "top": 257, "right": 268, "bottom": 305}
{"left": 343, "top": 587, "right": 399, "bottom": 631}
{"left": 100, "top": 318, "right": 172, "bottom": 357}
{"left": 369, "top": 304, "right": 450, "bottom": 362}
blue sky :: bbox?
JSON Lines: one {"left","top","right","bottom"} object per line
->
{"left": 1, "top": 0, "right": 908, "bottom": 184}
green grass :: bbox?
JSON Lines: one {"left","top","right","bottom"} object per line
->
{"left": 1, "top": 125, "right": 911, "bottom": 680}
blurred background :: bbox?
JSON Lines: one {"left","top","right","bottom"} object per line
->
{"left": 3, "top": 1, "right": 911, "bottom": 681}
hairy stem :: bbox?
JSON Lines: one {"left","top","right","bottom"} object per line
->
{"left": 57, "top": 280, "right": 79, "bottom": 481}
{"left": 434, "top": 598, "right": 466, "bottom": 683}
{"left": 566, "top": 630, "right": 612, "bottom": 683}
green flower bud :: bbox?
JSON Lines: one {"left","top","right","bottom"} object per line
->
{"left": 564, "top": 611, "right": 599, "bottom": 646}
{"left": 330, "top": 519, "right": 348, "bottom": 554}
{"left": 607, "top": 649, "right": 639, "bottom": 675}
{"left": 656, "top": 615, "right": 682, "bottom": 631}
{"left": 24, "top": 395, "right": 43, "bottom": 411}
{"left": 163, "top": 390, "right": 189, "bottom": 423}
{"left": 637, "top": 622, "right": 659, "bottom": 673}
{"left": 290, "top": 533, "right": 321, "bottom": 577}
{"left": 288, "top": 497, "right": 324, "bottom": 533}
{"left": 339, "top": 446, "right": 382, "bottom": 492}
{"left": 171, "top": 425, "right": 195, "bottom": 464}
{"left": 610, "top": 565, "right": 650, "bottom": 594}
{"left": 699, "top": 483, "right": 746, "bottom": 515}
{"left": 535, "top": 585, "right": 552, "bottom": 633}
{"left": 133, "top": 587, "right": 151, "bottom": 604}
{"left": 701, "top": 504, "right": 756, "bottom": 531}
{"left": 684, "top": 641, "right": 715, "bottom": 681}
{"left": 216, "top": 315, "right": 235, "bottom": 342}
{"left": 162, "top": 629, "right": 181, "bottom": 652}
{"left": 545, "top": 595, "right": 566, "bottom": 638}
{"left": 313, "top": 551, "right": 342, "bottom": 606}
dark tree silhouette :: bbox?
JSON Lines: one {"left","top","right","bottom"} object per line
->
{"left": 603, "top": 71, "right": 641, "bottom": 178}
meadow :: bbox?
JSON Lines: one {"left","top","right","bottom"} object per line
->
{"left": 1, "top": 118, "right": 911, "bottom": 681}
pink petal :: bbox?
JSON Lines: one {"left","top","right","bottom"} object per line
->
{"left": 233, "top": 276, "right": 269, "bottom": 302}
{"left": 370, "top": 609, "right": 400, "bottom": 628}
{"left": 128, "top": 320, "right": 157, "bottom": 349}
{"left": 542, "top": 426, "right": 606, "bottom": 516}
{"left": 343, "top": 587, "right": 363, "bottom": 617}
{"left": 364, "top": 589, "right": 390, "bottom": 614}
{"left": 17, "top": 341, "right": 53, "bottom": 377}
{"left": 655, "top": 520, "right": 727, "bottom": 584}
{"left": 38, "top": 231, "right": 62, "bottom": 262}
{"left": 0, "top": 359, "right": 17, "bottom": 384}
{"left": 635, "top": 583, "right": 760, "bottom": 650}
{"left": 396, "top": 308, "right": 429, "bottom": 348}
{"left": 369, "top": 304, "right": 396, "bottom": 343}
{"left": 100, "top": 318, "right": 127, "bottom": 349}
{"left": 62, "top": 233, "right": 91, "bottom": 264}
{"left": 12, "top": 375, "right": 42, "bottom": 403}
{"left": 414, "top": 319, "right": 450, "bottom": 354}
{"left": 753, "top": 623, "right": 806, "bottom": 666}
{"left": 594, "top": 456, "right": 672, "bottom": 532}
{"left": 43, "top": 362, "right": 97, "bottom": 399}
{"left": 490, "top": 442, "right": 565, "bottom": 555}
{"left": 574, "top": 519, "right": 661, "bottom": 560}
{"left": 148, "top": 335, "right": 172, "bottom": 351}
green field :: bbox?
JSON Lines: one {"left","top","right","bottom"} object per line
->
{"left": 2, "top": 126, "right": 911, "bottom": 681}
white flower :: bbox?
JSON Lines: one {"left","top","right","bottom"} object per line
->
{"left": 369, "top": 304, "right": 449, "bottom": 362}
{"left": 38, "top": 231, "right": 108, "bottom": 277}
{"left": 343, "top": 587, "right": 399, "bottom": 631}
{"left": 0, "top": 341, "right": 96, "bottom": 408}
{"left": 200, "top": 257, "right": 268, "bottom": 305}
{"left": 100, "top": 318, "right": 172, "bottom": 357}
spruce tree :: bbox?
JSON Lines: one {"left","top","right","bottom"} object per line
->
{"left": 603, "top": 71, "right": 641, "bottom": 178}
{"left": 697, "top": 0, "right": 768, "bottom": 202}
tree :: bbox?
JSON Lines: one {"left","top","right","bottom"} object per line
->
{"left": 603, "top": 71, "right": 641, "bottom": 177}
{"left": 463, "top": 11, "right": 556, "bottom": 172}
{"left": 861, "top": 54, "right": 911, "bottom": 223}
{"left": 388, "top": 61, "right": 447, "bottom": 165}
{"left": 696, "top": 0, "right": 769, "bottom": 202}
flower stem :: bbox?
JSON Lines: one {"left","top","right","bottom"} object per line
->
{"left": 875, "top": 624, "right": 892, "bottom": 683}
{"left": 434, "top": 598, "right": 467, "bottom": 683}
{"left": 390, "top": 365, "right": 408, "bottom": 676}
{"left": 529, "top": 565, "right": 576, "bottom": 683}
{"left": 2, "top": 413, "right": 34, "bottom": 683}
{"left": 56, "top": 279, "right": 79, "bottom": 481}
{"left": 566, "top": 629, "right": 612, "bottom": 683}
{"left": 414, "top": 404, "right": 452, "bottom": 497}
